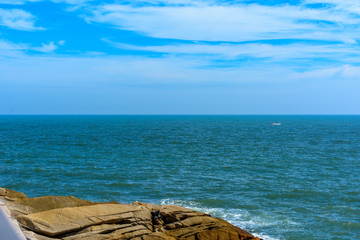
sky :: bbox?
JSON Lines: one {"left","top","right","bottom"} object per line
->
{"left": 0, "top": 0, "right": 359, "bottom": 114}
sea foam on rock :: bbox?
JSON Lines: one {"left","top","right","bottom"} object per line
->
{"left": 0, "top": 187, "right": 262, "bottom": 240}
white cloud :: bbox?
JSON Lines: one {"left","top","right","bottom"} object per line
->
{"left": 294, "top": 64, "right": 360, "bottom": 80}
{"left": 0, "top": 40, "right": 26, "bottom": 50}
{"left": 32, "top": 41, "right": 58, "bottom": 52}
{"left": 0, "top": 8, "right": 43, "bottom": 31}
{"left": 103, "top": 39, "right": 360, "bottom": 64}
{"left": 0, "top": 39, "right": 27, "bottom": 58}
{"left": 304, "top": 0, "right": 360, "bottom": 14}
{"left": 0, "top": 51, "right": 292, "bottom": 87}
{"left": 51, "top": 0, "right": 92, "bottom": 4}
{"left": 0, "top": 39, "right": 64, "bottom": 57}
{"left": 1, "top": 47, "right": 358, "bottom": 88}
{"left": 126, "top": 0, "right": 209, "bottom": 6}
{"left": 0, "top": 0, "right": 40, "bottom": 4}
{"left": 0, "top": 0, "right": 92, "bottom": 5}
{"left": 87, "top": 3, "right": 359, "bottom": 42}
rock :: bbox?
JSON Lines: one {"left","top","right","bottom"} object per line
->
{"left": 0, "top": 188, "right": 27, "bottom": 201}
{"left": 17, "top": 195, "right": 97, "bottom": 214}
{"left": 17, "top": 203, "right": 152, "bottom": 237}
{"left": 0, "top": 187, "right": 262, "bottom": 240}
{"left": 0, "top": 188, "right": 99, "bottom": 217}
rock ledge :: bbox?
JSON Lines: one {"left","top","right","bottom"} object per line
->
{"left": 0, "top": 188, "right": 261, "bottom": 240}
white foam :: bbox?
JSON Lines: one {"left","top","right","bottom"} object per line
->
{"left": 160, "top": 199, "right": 290, "bottom": 240}
{"left": 254, "top": 233, "right": 279, "bottom": 240}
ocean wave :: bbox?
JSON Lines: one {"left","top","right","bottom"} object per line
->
{"left": 159, "top": 199, "right": 285, "bottom": 240}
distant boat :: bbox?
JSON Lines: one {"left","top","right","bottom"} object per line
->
{"left": 271, "top": 121, "right": 281, "bottom": 126}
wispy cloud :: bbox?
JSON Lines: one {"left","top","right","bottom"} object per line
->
{"left": 0, "top": 0, "right": 41, "bottom": 4}
{"left": 2, "top": 40, "right": 359, "bottom": 87}
{"left": 0, "top": 8, "right": 43, "bottom": 31}
{"left": 32, "top": 41, "right": 59, "bottom": 52}
{"left": 51, "top": 0, "right": 92, "bottom": 5}
{"left": 103, "top": 38, "right": 360, "bottom": 63}
{"left": 293, "top": 64, "right": 360, "bottom": 84}
{"left": 124, "top": 0, "right": 209, "bottom": 6}
{"left": 0, "top": 53, "right": 302, "bottom": 87}
{"left": 0, "top": 39, "right": 27, "bottom": 58}
{"left": 0, "top": 39, "right": 64, "bottom": 57}
{"left": 304, "top": 0, "right": 360, "bottom": 14}
{"left": 0, "top": 0, "right": 92, "bottom": 5}
{"left": 87, "top": 3, "right": 359, "bottom": 43}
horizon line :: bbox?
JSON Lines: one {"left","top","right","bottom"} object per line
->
{"left": 1, "top": 113, "right": 359, "bottom": 116}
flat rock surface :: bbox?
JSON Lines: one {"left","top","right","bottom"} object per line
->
{"left": 0, "top": 188, "right": 262, "bottom": 240}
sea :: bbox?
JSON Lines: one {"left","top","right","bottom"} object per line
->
{"left": 1, "top": 115, "right": 359, "bottom": 240}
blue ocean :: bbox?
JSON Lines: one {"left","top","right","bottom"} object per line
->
{"left": 1, "top": 115, "right": 359, "bottom": 240}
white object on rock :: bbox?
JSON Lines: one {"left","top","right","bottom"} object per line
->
{"left": 0, "top": 201, "right": 26, "bottom": 240}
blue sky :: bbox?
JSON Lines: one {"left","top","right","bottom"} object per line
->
{"left": 0, "top": 0, "right": 359, "bottom": 114}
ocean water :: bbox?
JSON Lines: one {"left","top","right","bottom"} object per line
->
{"left": 1, "top": 115, "right": 359, "bottom": 240}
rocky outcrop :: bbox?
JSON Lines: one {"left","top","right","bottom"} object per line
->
{"left": 0, "top": 188, "right": 261, "bottom": 240}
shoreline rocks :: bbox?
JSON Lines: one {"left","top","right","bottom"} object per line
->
{"left": 0, "top": 188, "right": 262, "bottom": 240}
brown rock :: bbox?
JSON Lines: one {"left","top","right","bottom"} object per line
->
{"left": 0, "top": 188, "right": 262, "bottom": 240}
{"left": 17, "top": 203, "right": 152, "bottom": 237}
{"left": 0, "top": 187, "right": 98, "bottom": 217}
{"left": 16, "top": 195, "right": 97, "bottom": 214}
{"left": 156, "top": 204, "right": 260, "bottom": 240}
{"left": 0, "top": 187, "right": 27, "bottom": 201}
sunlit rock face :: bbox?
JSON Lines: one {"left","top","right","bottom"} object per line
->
{"left": 0, "top": 187, "right": 261, "bottom": 240}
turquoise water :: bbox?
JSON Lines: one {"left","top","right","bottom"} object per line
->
{"left": 1, "top": 115, "right": 359, "bottom": 240}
